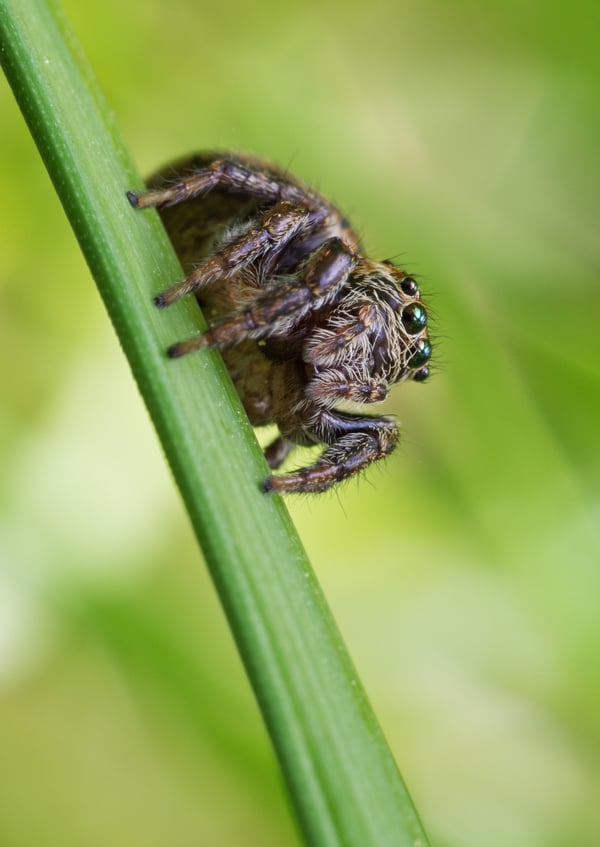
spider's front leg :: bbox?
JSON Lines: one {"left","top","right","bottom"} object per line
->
{"left": 264, "top": 411, "right": 399, "bottom": 494}
{"left": 306, "top": 371, "right": 389, "bottom": 405}
{"left": 167, "top": 237, "right": 357, "bottom": 358}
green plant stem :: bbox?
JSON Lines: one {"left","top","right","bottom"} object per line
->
{"left": 0, "top": 1, "right": 430, "bottom": 844}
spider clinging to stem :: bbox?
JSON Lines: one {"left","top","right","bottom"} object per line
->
{"left": 127, "top": 152, "right": 432, "bottom": 494}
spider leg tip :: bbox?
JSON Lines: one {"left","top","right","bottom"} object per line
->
{"left": 262, "top": 476, "right": 275, "bottom": 493}
{"left": 153, "top": 293, "right": 168, "bottom": 308}
{"left": 126, "top": 190, "right": 139, "bottom": 208}
{"left": 166, "top": 343, "right": 184, "bottom": 359}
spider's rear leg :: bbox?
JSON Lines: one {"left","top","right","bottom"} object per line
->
{"left": 168, "top": 237, "right": 357, "bottom": 358}
{"left": 127, "top": 156, "right": 314, "bottom": 210}
{"left": 263, "top": 436, "right": 295, "bottom": 470}
{"left": 153, "top": 201, "right": 316, "bottom": 308}
{"left": 263, "top": 414, "right": 399, "bottom": 494}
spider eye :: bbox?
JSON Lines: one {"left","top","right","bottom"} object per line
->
{"left": 413, "top": 366, "right": 430, "bottom": 382}
{"left": 408, "top": 338, "right": 431, "bottom": 368}
{"left": 401, "top": 302, "right": 427, "bottom": 334}
{"left": 400, "top": 277, "right": 419, "bottom": 297}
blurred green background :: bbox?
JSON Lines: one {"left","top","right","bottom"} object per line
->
{"left": 1, "top": 1, "right": 599, "bottom": 845}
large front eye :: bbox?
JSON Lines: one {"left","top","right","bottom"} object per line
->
{"left": 400, "top": 277, "right": 419, "bottom": 297}
{"left": 408, "top": 338, "right": 431, "bottom": 368}
{"left": 401, "top": 302, "right": 427, "bottom": 334}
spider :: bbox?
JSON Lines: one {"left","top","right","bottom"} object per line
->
{"left": 127, "top": 152, "right": 432, "bottom": 494}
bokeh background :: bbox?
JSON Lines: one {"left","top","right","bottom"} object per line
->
{"left": 1, "top": 1, "right": 599, "bottom": 845}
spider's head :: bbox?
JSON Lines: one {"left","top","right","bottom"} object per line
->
{"left": 302, "top": 258, "right": 432, "bottom": 388}
{"left": 359, "top": 261, "right": 432, "bottom": 384}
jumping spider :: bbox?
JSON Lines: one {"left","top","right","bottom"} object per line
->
{"left": 128, "top": 152, "right": 432, "bottom": 494}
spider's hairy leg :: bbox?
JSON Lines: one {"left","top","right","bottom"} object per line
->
{"left": 304, "top": 302, "right": 382, "bottom": 367}
{"left": 263, "top": 436, "right": 295, "bottom": 470}
{"left": 127, "top": 157, "right": 313, "bottom": 210}
{"left": 306, "top": 371, "right": 389, "bottom": 405}
{"left": 264, "top": 412, "right": 399, "bottom": 494}
{"left": 153, "top": 201, "right": 313, "bottom": 308}
{"left": 167, "top": 238, "right": 357, "bottom": 358}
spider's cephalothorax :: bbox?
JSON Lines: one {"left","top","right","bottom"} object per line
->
{"left": 128, "top": 152, "right": 432, "bottom": 493}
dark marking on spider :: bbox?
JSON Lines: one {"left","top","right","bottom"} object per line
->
{"left": 127, "top": 152, "right": 432, "bottom": 494}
